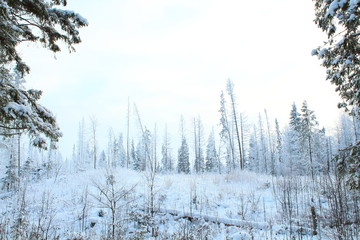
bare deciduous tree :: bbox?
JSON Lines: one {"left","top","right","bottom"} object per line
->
{"left": 91, "top": 174, "right": 137, "bottom": 240}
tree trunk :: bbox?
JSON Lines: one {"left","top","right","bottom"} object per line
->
{"left": 230, "top": 94, "right": 243, "bottom": 169}
{"left": 126, "top": 97, "right": 130, "bottom": 168}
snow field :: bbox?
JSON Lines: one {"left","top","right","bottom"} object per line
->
{"left": 0, "top": 168, "right": 347, "bottom": 239}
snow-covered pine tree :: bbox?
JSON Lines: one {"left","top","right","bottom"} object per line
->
{"left": 275, "top": 118, "right": 283, "bottom": 174}
{"left": 0, "top": 74, "right": 62, "bottom": 149}
{"left": 178, "top": 138, "right": 190, "bottom": 174}
{"left": 337, "top": 141, "right": 360, "bottom": 190}
{"left": 299, "top": 100, "right": 319, "bottom": 180}
{"left": 22, "top": 157, "right": 35, "bottom": 181}
{"left": 117, "top": 134, "right": 126, "bottom": 167}
{"left": 193, "top": 117, "right": 205, "bottom": 174}
{"left": 0, "top": 0, "right": 87, "bottom": 149}
{"left": 76, "top": 119, "right": 87, "bottom": 171}
{"left": 134, "top": 142, "right": 144, "bottom": 171}
{"left": 99, "top": 150, "right": 106, "bottom": 169}
{"left": 219, "top": 91, "right": 235, "bottom": 171}
{"left": 2, "top": 136, "right": 18, "bottom": 191}
{"left": 205, "top": 130, "right": 218, "bottom": 172}
{"left": 142, "top": 128, "right": 152, "bottom": 171}
{"left": 107, "top": 128, "right": 115, "bottom": 168}
{"left": 161, "top": 126, "right": 172, "bottom": 172}
{"left": 312, "top": 0, "right": 360, "bottom": 190}
{"left": 0, "top": 0, "right": 88, "bottom": 75}
{"left": 89, "top": 116, "right": 98, "bottom": 169}
{"left": 258, "top": 113, "right": 268, "bottom": 174}
{"left": 126, "top": 97, "right": 131, "bottom": 168}
{"left": 282, "top": 103, "right": 304, "bottom": 175}
{"left": 352, "top": 109, "right": 360, "bottom": 141}
{"left": 130, "top": 140, "right": 137, "bottom": 170}
{"left": 312, "top": 127, "right": 328, "bottom": 173}
{"left": 248, "top": 125, "right": 260, "bottom": 172}
{"left": 337, "top": 114, "right": 356, "bottom": 149}
{"left": 71, "top": 144, "right": 77, "bottom": 173}
{"left": 3, "top": 154, "right": 18, "bottom": 191}
{"left": 289, "top": 103, "right": 302, "bottom": 132}
{"left": 312, "top": 0, "right": 360, "bottom": 115}
{"left": 264, "top": 109, "right": 275, "bottom": 175}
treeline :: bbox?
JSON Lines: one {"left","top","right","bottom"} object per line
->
{"left": 68, "top": 79, "right": 360, "bottom": 178}
{"left": 1, "top": 79, "right": 359, "bottom": 189}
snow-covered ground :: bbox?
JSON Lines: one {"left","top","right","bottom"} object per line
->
{"left": 0, "top": 168, "right": 354, "bottom": 239}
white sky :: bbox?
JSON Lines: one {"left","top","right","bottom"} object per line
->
{"left": 21, "top": 0, "right": 343, "bottom": 158}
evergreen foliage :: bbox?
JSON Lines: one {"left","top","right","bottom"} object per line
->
{"left": 161, "top": 141, "right": 171, "bottom": 172}
{"left": 219, "top": 91, "right": 235, "bottom": 170}
{"left": 177, "top": 138, "right": 190, "bottom": 174}
{"left": 161, "top": 127, "right": 172, "bottom": 172}
{"left": 312, "top": 0, "right": 360, "bottom": 114}
{"left": 289, "top": 103, "right": 301, "bottom": 132}
{"left": 248, "top": 126, "right": 260, "bottom": 172}
{"left": 275, "top": 119, "right": 282, "bottom": 170}
{"left": 2, "top": 152, "right": 18, "bottom": 191}
{"left": 194, "top": 148, "right": 204, "bottom": 173}
{"left": 99, "top": 150, "right": 106, "bottom": 168}
{"left": 299, "top": 101, "right": 319, "bottom": 141}
{"left": 205, "top": 130, "right": 217, "bottom": 172}
{"left": 0, "top": 0, "right": 87, "bottom": 149}
{"left": 133, "top": 142, "right": 143, "bottom": 171}
{"left": 313, "top": 0, "right": 360, "bottom": 190}
{"left": 0, "top": 75, "right": 62, "bottom": 149}
{"left": 193, "top": 118, "right": 205, "bottom": 173}
{"left": 0, "top": 0, "right": 88, "bottom": 75}
{"left": 117, "top": 134, "right": 126, "bottom": 167}
{"left": 130, "top": 140, "right": 137, "bottom": 170}
{"left": 282, "top": 102, "right": 326, "bottom": 176}
{"left": 258, "top": 114, "right": 268, "bottom": 174}
{"left": 300, "top": 101, "right": 319, "bottom": 178}
{"left": 337, "top": 141, "right": 360, "bottom": 191}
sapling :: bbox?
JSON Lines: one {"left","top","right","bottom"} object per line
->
{"left": 91, "top": 174, "right": 137, "bottom": 240}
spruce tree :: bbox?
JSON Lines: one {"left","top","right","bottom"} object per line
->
{"left": 117, "top": 134, "right": 126, "bottom": 167}
{"left": 193, "top": 117, "right": 205, "bottom": 173}
{"left": 258, "top": 114, "right": 268, "bottom": 174}
{"left": 289, "top": 103, "right": 301, "bottom": 132}
{"left": 130, "top": 140, "right": 136, "bottom": 170}
{"left": 77, "top": 119, "right": 86, "bottom": 170}
{"left": 338, "top": 114, "right": 357, "bottom": 149}
{"left": 300, "top": 100, "right": 319, "bottom": 180}
{"left": 312, "top": 127, "right": 328, "bottom": 173}
{"left": 99, "top": 150, "right": 106, "bottom": 168}
{"left": 219, "top": 91, "right": 235, "bottom": 170}
{"left": 177, "top": 138, "right": 190, "bottom": 174}
{"left": 313, "top": 0, "right": 360, "bottom": 190}
{"left": 3, "top": 152, "right": 18, "bottom": 191}
{"left": 133, "top": 142, "right": 143, "bottom": 171}
{"left": 282, "top": 104, "right": 303, "bottom": 175}
{"left": 312, "top": 0, "right": 360, "bottom": 115}
{"left": 205, "top": 130, "right": 217, "bottom": 172}
{"left": 161, "top": 126, "right": 172, "bottom": 172}
{"left": 248, "top": 125, "right": 260, "bottom": 172}
{"left": 0, "top": 0, "right": 88, "bottom": 75}
{"left": 275, "top": 119, "right": 283, "bottom": 172}
{"left": 0, "top": 0, "right": 87, "bottom": 148}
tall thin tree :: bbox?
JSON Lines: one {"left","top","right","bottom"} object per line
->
{"left": 226, "top": 79, "right": 244, "bottom": 169}
{"left": 89, "top": 116, "right": 98, "bottom": 169}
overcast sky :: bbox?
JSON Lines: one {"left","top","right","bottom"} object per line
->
{"left": 21, "top": 0, "right": 343, "bottom": 158}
